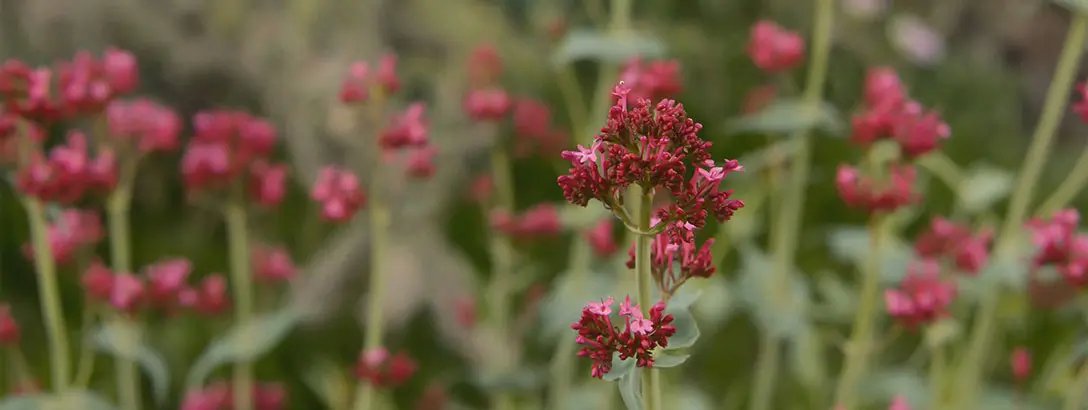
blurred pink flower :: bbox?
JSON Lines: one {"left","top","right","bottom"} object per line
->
{"left": 463, "top": 88, "right": 512, "bottom": 122}
{"left": 619, "top": 57, "right": 683, "bottom": 101}
{"left": 248, "top": 161, "right": 289, "bottom": 207}
{"left": 585, "top": 218, "right": 618, "bottom": 258}
{"left": 0, "top": 303, "right": 20, "bottom": 346}
{"left": 379, "top": 103, "right": 429, "bottom": 150}
{"left": 1011, "top": 346, "right": 1031, "bottom": 383}
{"left": 109, "top": 273, "right": 145, "bottom": 314}
{"left": 890, "top": 15, "right": 946, "bottom": 66}
{"left": 311, "top": 166, "right": 366, "bottom": 222}
{"left": 252, "top": 245, "right": 297, "bottom": 284}
{"left": 885, "top": 259, "right": 956, "bottom": 328}
{"left": 468, "top": 44, "right": 503, "bottom": 87}
{"left": 747, "top": 21, "right": 805, "bottom": 73}
{"left": 107, "top": 99, "right": 181, "bottom": 153}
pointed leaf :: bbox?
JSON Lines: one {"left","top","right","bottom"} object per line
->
{"left": 652, "top": 350, "right": 690, "bottom": 368}
{"left": 664, "top": 306, "right": 700, "bottom": 349}
{"left": 185, "top": 307, "right": 301, "bottom": 388}
{"left": 617, "top": 368, "right": 644, "bottom": 410}
{"left": 957, "top": 165, "right": 1012, "bottom": 214}
{"left": 551, "top": 29, "right": 665, "bottom": 66}
{"left": 93, "top": 320, "right": 171, "bottom": 405}
{"left": 539, "top": 272, "right": 616, "bottom": 341}
{"left": 1055, "top": 0, "right": 1088, "bottom": 13}
{"left": 0, "top": 390, "right": 118, "bottom": 410}
{"left": 602, "top": 352, "right": 634, "bottom": 382}
{"left": 726, "top": 98, "right": 843, "bottom": 136}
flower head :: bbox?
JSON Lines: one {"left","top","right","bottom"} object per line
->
{"left": 490, "top": 203, "right": 562, "bottom": 240}
{"left": 619, "top": 57, "right": 683, "bottom": 101}
{"left": 109, "top": 273, "right": 145, "bottom": 314}
{"left": 311, "top": 166, "right": 366, "bottom": 222}
{"left": 913, "top": 217, "right": 991, "bottom": 275}
{"left": 463, "top": 88, "right": 512, "bottom": 122}
{"left": 182, "top": 111, "right": 279, "bottom": 195}
{"left": 586, "top": 218, "right": 618, "bottom": 258}
{"left": 248, "top": 161, "right": 288, "bottom": 207}
{"left": 884, "top": 259, "right": 956, "bottom": 328}
{"left": 106, "top": 98, "right": 181, "bottom": 153}
{"left": 379, "top": 103, "right": 429, "bottom": 149}
{"left": 747, "top": 21, "right": 805, "bottom": 73}
{"left": 1075, "top": 82, "right": 1088, "bottom": 124}
{"left": 571, "top": 296, "right": 676, "bottom": 377}
{"left": 850, "top": 67, "right": 949, "bottom": 157}
{"left": 252, "top": 245, "right": 297, "bottom": 284}
{"left": 23, "top": 208, "right": 104, "bottom": 265}
{"left": 0, "top": 304, "right": 19, "bottom": 346}
{"left": 82, "top": 261, "right": 115, "bottom": 303}
{"left": 468, "top": 44, "right": 503, "bottom": 87}
{"left": 835, "top": 163, "right": 917, "bottom": 213}
{"left": 355, "top": 347, "right": 417, "bottom": 388}
{"left": 146, "top": 258, "right": 192, "bottom": 308}
{"left": 1026, "top": 209, "right": 1088, "bottom": 287}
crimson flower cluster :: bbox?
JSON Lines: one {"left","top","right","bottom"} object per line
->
{"left": 618, "top": 57, "right": 683, "bottom": 102}
{"left": 626, "top": 231, "right": 716, "bottom": 295}
{"left": 181, "top": 381, "right": 286, "bottom": 410}
{"left": 884, "top": 259, "right": 956, "bottom": 328}
{"left": 557, "top": 82, "right": 744, "bottom": 241}
{"left": 747, "top": 21, "right": 805, "bottom": 73}
{"left": 913, "top": 217, "right": 992, "bottom": 275}
{"left": 0, "top": 304, "right": 19, "bottom": 346}
{"left": 355, "top": 347, "right": 418, "bottom": 388}
{"left": 82, "top": 259, "right": 230, "bottom": 316}
{"left": 106, "top": 98, "right": 182, "bottom": 154}
{"left": 585, "top": 218, "right": 618, "bottom": 258}
{"left": 21, "top": 208, "right": 103, "bottom": 265}
{"left": 0, "top": 48, "right": 137, "bottom": 123}
{"left": 251, "top": 245, "right": 298, "bottom": 284}
{"left": 1071, "top": 82, "right": 1088, "bottom": 123}
{"left": 311, "top": 166, "right": 366, "bottom": 222}
{"left": 511, "top": 99, "right": 569, "bottom": 158}
{"left": 571, "top": 296, "right": 676, "bottom": 378}
{"left": 180, "top": 110, "right": 286, "bottom": 207}
{"left": 17, "top": 131, "right": 117, "bottom": 203}
{"left": 339, "top": 55, "right": 400, "bottom": 104}
{"left": 837, "top": 67, "right": 949, "bottom": 213}
{"left": 489, "top": 203, "right": 562, "bottom": 240}
{"left": 1011, "top": 347, "right": 1032, "bottom": 383}
{"left": 1026, "top": 209, "right": 1088, "bottom": 287}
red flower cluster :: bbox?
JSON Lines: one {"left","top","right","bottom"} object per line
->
{"left": 913, "top": 217, "right": 992, "bottom": 274}
{"left": 1073, "top": 82, "right": 1088, "bottom": 123}
{"left": 17, "top": 131, "right": 117, "bottom": 202}
{"left": 557, "top": 82, "right": 744, "bottom": 241}
{"left": 747, "top": 21, "right": 805, "bottom": 73}
{"left": 464, "top": 88, "right": 512, "bottom": 122}
{"left": 252, "top": 245, "right": 297, "bottom": 284}
{"left": 571, "top": 296, "right": 676, "bottom": 378}
{"left": 512, "top": 98, "right": 569, "bottom": 158}
{"left": 884, "top": 259, "right": 956, "bottom": 328}
{"left": 0, "top": 304, "right": 19, "bottom": 346}
{"left": 339, "top": 55, "right": 400, "bottom": 104}
{"left": 377, "top": 102, "right": 435, "bottom": 179}
{"left": 355, "top": 347, "right": 418, "bottom": 388}
{"left": 105, "top": 98, "right": 181, "bottom": 154}
{"left": 835, "top": 157, "right": 916, "bottom": 214}
{"left": 21, "top": 208, "right": 103, "bottom": 265}
{"left": 82, "top": 259, "right": 230, "bottom": 316}
{"left": 851, "top": 67, "right": 950, "bottom": 158}
{"left": 1026, "top": 209, "right": 1088, "bottom": 287}
{"left": 489, "top": 203, "right": 562, "bottom": 240}
{"left": 585, "top": 218, "right": 618, "bottom": 258}
{"left": 626, "top": 233, "right": 716, "bottom": 294}
{"left": 180, "top": 110, "right": 287, "bottom": 207}
{"left": 0, "top": 48, "right": 137, "bottom": 122}
{"left": 311, "top": 166, "right": 366, "bottom": 222}
{"left": 1011, "top": 346, "right": 1031, "bottom": 383}
{"left": 181, "top": 381, "right": 286, "bottom": 410}
{"left": 467, "top": 44, "right": 503, "bottom": 88}
{"left": 618, "top": 57, "right": 683, "bottom": 102}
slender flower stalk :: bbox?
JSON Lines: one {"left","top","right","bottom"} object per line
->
{"left": 107, "top": 159, "right": 140, "bottom": 410}
{"left": 1037, "top": 144, "right": 1088, "bottom": 216}
{"left": 929, "top": 343, "right": 945, "bottom": 410}
{"left": 73, "top": 306, "right": 99, "bottom": 388}
{"left": 485, "top": 137, "right": 517, "bottom": 410}
{"left": 547, "top": 237, "right": 590, "bottom": 409}
{"left": 957, "top": 12, "right": 1088, "bottom": 408}
{"left": 24, "top": 197, "right": 71, "bottom": 392}
{"left": 1064, "top": 359, "right": 1088, "bottom": 410}
{"left": 832, "top": 214, "right": 886, "bottom": 409}
{"left": 226, "top": 194, "right": 255, "bottom": 410}
{"left": 755, "top": 0, "right": 835, "bottom": 407}
{"left": 634, "top": 187, "right": 661, "bottom": 410}
{"left": 354, "top": 177, "right": 389, "bottom": 410}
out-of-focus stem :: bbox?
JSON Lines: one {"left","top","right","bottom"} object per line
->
{"left": 1064, "top": 359, "right": 1088, "bottom": 410}
{"left": 25, "top": 197, "right": 71, "bottom": 392}
{"left": 353, "top": 190, "right": 389, "bottom": 410}
{"left": 634, "top": 186, "right": 660, "bottom": 410}
{"left": 107, "top": 165, "right": 141, "bottom": 410}
{"left": 832, "top": 214, "right": 885, "bottom": 409}
{"left": 73, "top": 307, "right": 98, "bottom": 388}
{"left": 547, "top": 236, "right": 591, "bottom": 409}
{"left": 1038, "top": 143, "right": 1088, "bottom": 215}
{"left": 957, "top": 12, "right": 1088, "bottom": 409}
{"left": 226, "top": 197, "right": 255, "bottom": 410}
{"left": 929, "top": 343, "right": 945, "bottom": 410}
{"left": 749, "top": 332, "right": 780, "bottom": 410}
{"left": 485, "top": 140, "right": 517, "bottom": 410}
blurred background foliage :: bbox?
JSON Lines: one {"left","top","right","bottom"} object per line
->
{"left": 1, "top": 0, "right": 1086, "bottom": 408}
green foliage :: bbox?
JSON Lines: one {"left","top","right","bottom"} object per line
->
{"left": 551, "top": 29, "right": 666, "bottom": 66}
{"left": 92, "top": 320, "right": 171, "bottom": 405}
{"left": 0, "top": 391, "right": 118, "bottom": 410}
{"left": 185, "top": 307, "right": 301, "bottom": 389}
{"left": 726, "top": 98, "right": 844, "bottom": 136}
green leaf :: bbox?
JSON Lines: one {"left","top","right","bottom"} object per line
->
{"left": 602, "top": 352, "right": 634, "bottom": 382}
{"left": 474, "top": 367, "right": 546, "bottom": 392}
{"left": 923, "top": 318, "right": 961, "bottom": 348}
{"left": 956, "top": 165, "right": 1013, "bottom": 214}
{"left": 185, "top": 307, "right": 301, "bottom": 388}
{"left": 668, "top": 286, "right": 702, "bottom": 311}
{"left": 726, "top": 98, "right": 843, "bottom": 136}
{"left": 551, "top": 29, "right": 665, "bottom": 66}
{"left": 539, "top": 272, "right": 616, "bottom": 341}
{"left": 664, "top": 306, "right": 700, "bottom": 349}
{"left": 617, "top": 368, "right": 644, "bottom": 410}
{"left": 788, "top": 323, "right": 828, "bottom": 391}
{"left": 813, "top": 273, "right": 856, "bottom": 324}
{"left": 1054, "top": 0, "right": 1088, "bottom": 13}
{"left": 826, "top": 227, "right": 912, "bottom": 284}
{"left": 691, "top": 276, "right": 734, "bottom": 330}
{"left": 652, "top": 350, "right": 690, "bottom": 368}
{"left": 93, "top": 320, "right": 171, "bottom": 405}
{"left": 0, "top": 390, "right": 118, "bottom": 410}
{"left": 301, "top": 358, "right": 353, "bottom": 410}
{"left": 736, "top": 243, "right": 810, "bottom": 340}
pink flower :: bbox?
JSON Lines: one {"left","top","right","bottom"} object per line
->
{"left": 835, "top": 163, "right": 917, "bottom": 213}
{"left": 1074, "top": 82, "right": 1088, "bottom": 124}
{"left": 376, "top": 54, "right": 400, "bottom": 95}
{"left": 585, "top": 218, "right": 618, "bottom": 258}
{"left": 884, "top": 259, "right": 956, "bottom": 328}
{"left": 888, "top": 396, "right": 911, "bottom": 410}
{"left": 339, "top": 62, "right": 370, "bottom": 104}
{"left": 626, "top": 234, "right": 716, "bottom": 288}
{"left": 1011, "top": 346, "right": 1031, "bottom": 383}
{"left": 865, "top": 67, "right": 907, "bottom": 107}
{"left": 106, "top": 99, "right": 181, "bottom": 153}
{"left": 81, "top": 261, "right": 115, "bottom": 303}
{"left": 463, "top": 88, "right": 512, "bottom": 122}
{"left": 192, "top": 275, "right": 230, "bottom": 316}
{"left": 109, "top": 273, "right": 145, "bottom": 314}
{"left": 379, "top": 103, "right": 429, "bottom": 149}
{"left": 182, "top": 111, "right": 279, "bottom": 195}
{"left": 454, "top": 296, "right": 477, "bottom": 328}
{"left": 850, "top": 67, "right": 949, "bottom": 157}
{"left": 248, "top": 161, "right": 288, "bottom": 207}
{"left": 252, "top": 245, "right": 297, "bottom": 284}
{"left": 513, "top": 99, "right": 561, "bottom": 157}
{"left": 747, "top": 21, "right": 805, "bottom": 73}
{"left": 490, "top": 203, "right": 562, "bottom": 240}
{"left": 1026, "top": 209, "right": 1088, "bottom": 287}
{"left": 914, "top": 217, "right": 991, "bottom": 275}
{"left": 468, "top": 174, "right": 493, "bottom": 204}
{"left": 0, "top": 61, "right": 62, "bottom": 122}
{"left": 619, "top": 58, "right": 683, "bottom": 101}
{"left": 560, "top": 142, "right": 598, "bottom": 165}
{"left": 571, "top": 296, "right": 676, "bottom": 377}
{"left": 404, "top": 146, "right": 437, "bottom": 179}
{"left": 146, "top": 258, "right": 192, "bottom": 307}
{"left": 742, "top": 84, "right": 777, "bottom": 114}
{"left": 0, "top": 303, "right": 20, "bottom": 345}
{"left": 468, "top": 44, "right": 503, "bottom": 87}
{"left": 355, "top": 347, "right": 417, "bottom": 388}
{"left": 16, "top": 131, "right": 117, "bottom": 202}
{"left": 23, "top": 209, "right": 104, "bottom": 265}
{"left": 254, "top": 382, "right": 287, "bottom": 410}
{"left": 311, "top": 166, "right": 366, "bottom": 222}
{"left": 103, "top": 48, "right": 139, "bottom": 95}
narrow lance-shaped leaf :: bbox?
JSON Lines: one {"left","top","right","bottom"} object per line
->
{"left": 93, "top": 320, "right": 172, "bottom": 406}
{"left": 185, "top": 307, "right": 301, "bottom": 389}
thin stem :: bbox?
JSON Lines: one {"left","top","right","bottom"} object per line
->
{"left": 917, "top": 152, "right": 964, "bottom": 191}
{"left": 749, "top": 332, "right": 780, "bottom": 410}
{"left": 1038, "top": 142, "right": 1088, "bottom": 215}
{"left": 25, "top": 197, "right": 71, "bottom": 392}
{"left": 958, "top": 13, "right": 1088, "bottom": 409}
{"left": 485, "top": 141, "right": 517, "bottom": 410}
{"left": 929, "top": 343, "right": 945, "bottom": 410}
{"left": 107, "top": 173, "right": 141, "bottom": 410}
{"left": 226, "top": 198, "right": 255, "bottom": 410}
{"left": 556, "top": 67, "right": 587, "bottom": 136}
{"left": 832, "top": 214, "right": 885, "bottom": 409}
{"left": 73, "top": 307, "right": 99, "bottom": 388}
{"left": 1064, "top": 359, "right": 1088, "bottom": 410}
{"left": 547, "top": 237, "right": 591, "bottom": 409}
{"left": 634, "top": 186, "right": 660, "bottom": 410}
{"left": 353, "top": 189, "right": 389, "bottom": 410}
{"left": 609, "top": 0, "right": 632, "bottom": 32}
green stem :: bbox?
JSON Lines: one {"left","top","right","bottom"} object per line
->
{"left": 958, "top": 13, "right": 1088, "bottom": 409}
{"left": 73, "top": 307, "right": 98, "bottom": 388}
{"left": 1037, "top": 142, "right": 1088, "bottom": 216}
{"left": 25, "top": 197, "right": 71, "bottom": 392}
{"left": 547, "top": 237, "right": 591, "bottom": 409}
{"left": 485, "top": 141, "right": 517, "bottom": 410}
{"left": 929, "top": 343, "right": 945, "bottom": 410}
{"left": 353, "top": 193, "right": 389, "bottom": 410}
{"left": 832, "top": 214, "right": 885, "bottom": 409}
{"left": 1064, "top": 359, "right": 1088, "bottom": 410}
{"left": 917, "top": 151, "right": 964, "bottom": 191}
{"left": 760, "top": 0, "right": 834, "bottom": 405}
{"left": 749, "top": 332, "right": 780, "bottom": 410}
{"left": 226, "top": 198, "right": 255, "bottom": 410}
{"left": 609, "top": 0, "right": 632, "bottom": 31}
{"left": 634, "top": 186, "right": 660, "bottom": 410}
{"left": 107, "top": 177, "right": 141, "bottom": 410}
